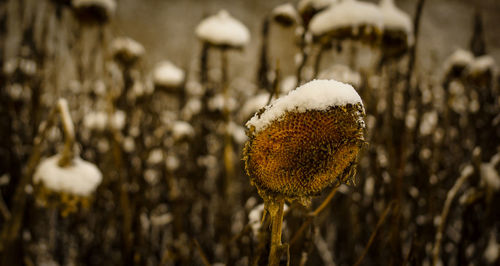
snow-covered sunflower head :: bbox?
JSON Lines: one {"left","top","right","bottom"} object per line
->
{"left": 243, "top": 79, "right": 365, "bottom": 204}
{"left": 33, "top": 154, "right": 102, "bottom": 216}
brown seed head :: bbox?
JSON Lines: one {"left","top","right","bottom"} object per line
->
{"left": 244, "top": 103, "right": 365, "bottom": 201}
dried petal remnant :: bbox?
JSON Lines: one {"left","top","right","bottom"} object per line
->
{"left": 244, "top": 103, "right": 365, "bottom": 199}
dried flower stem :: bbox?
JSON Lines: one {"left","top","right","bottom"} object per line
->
{"left": 221, "top": 49, "right": 234, "bottom": 197}
{"left": 268, "top": 197, "right": 285, "bottom": 266}
{"left": 354, "top": 201, "right": 395, "bottom": 266}
{"left": 193, "top": 239, "right": 211, "bottom": 266}
{"left": 266, "top": 60, "right": 281, "bottom": 106}
{"left": 56, "top": 99, "right": 75, "bottom": 167}
{"left": 257, "top": 16, "right": 271, "bottom": 90}
{"left": 0, "top": 104, "right": 58, "bottom": 257}
{"left": 290, "top": 185, "right": 339, "bottom": 245}
{"left": 200, "top": 42, "right": 210, "bottom": 85}
{"left": 0, "top": 191, "right": 11, "bottom": 220}
{"left": 296, "top": 30, "right": 309, "bottom": 85}
{"left": 432, "top": 167, "right": 473, "bottom": 266}
{"left": 105, "top": 88, "right": 134, "bottom": 264}
{"left": 313, "top": 42, "right": 328, "bottom": 79}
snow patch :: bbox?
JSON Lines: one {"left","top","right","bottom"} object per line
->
{"left": 34, "top": 155, "right": 102, "bottom": 196}
{"left": 484, "top": 233, "right": 500, "bottom": 263}
{"left": 468, "top": 55, "right": 496, "bottom": 75}
{"left": 272, "top": 3, "right": 300, "bottom": 25}
{"left": 195, "top": 10, "right": 250, "bottom": 47}
{"left": 153, "top": 61, "right": 185, "bottom": 88}
{"left": 297, "top": 0, "right": 337, "bottom": 14}
{"left": 481, "top": 161, "right": 500, "bottom": 191}
{"left": 246, "top": 79, "right": 363, "bottom": 133}
{"left": 309, "top": 0, "right": 383, "bottom": 36}
{"left": 110, "top": 37, "right": 145, "bottom": 61}
{"left": 443, "top": 49, "right": 474, "bottom": 75}
{"left": 166, "top": 155, "right": 180, "bottom": 171}
{"left": 379, "top": 0, "right": 412, "bottom": 34}
{"left": 72, "top": 0, "right": 116, "bottom": 15}
{"left": 171, "top": 121, "right": 195, "bottom": 141}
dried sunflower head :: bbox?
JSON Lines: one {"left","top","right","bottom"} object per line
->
{"left": 244, "top": 79, "right": 365, "bottom": 203}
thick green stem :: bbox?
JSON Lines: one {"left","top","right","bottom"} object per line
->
{"left": 269, "top": 198, "right": 285, "bottom": 266}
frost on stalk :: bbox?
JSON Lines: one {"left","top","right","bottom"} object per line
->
{"left": 309, "top": 0, "right": 383, "bottom": 44}
{"left": 33, "top": 155, "right": 102, "bottom": 215}
{"left": 72, "top": 0, "right": 116, "bottom": 24}
{"left": 271, "top": 3, "right": 301, "bottom": 27}
{"left": 153, "top": 61, "right": 185, "bottom": 90}
{"left": 318, "top": 64, "right": 362, "bottom": 88}
{"left": 244, "top": 79, "right": 365, "bottom": 202}
{"left": 379, "top": 0, "right": 413, "bottom": 58}
{"left": 110, "top": 37, "right": 145, "bottom": 65}
{"left": 195, "top": 10, "right": 250, "bottom": 48}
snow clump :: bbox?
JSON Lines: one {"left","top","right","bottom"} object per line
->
{"left": 309, "top": 0, "right": 383, "bottom": 36}
{"left": 153, "top": 61, "right": 185, "bottom": 88}
{"left": 246, "top": 79, "right": 363, "bottom": 133}
{"left": 379, "top": 0, "right": 412, "bottom": 33}
{"left": 34, "top": 155, "right": 102, "bottom": 196}
{"left": 195, "top": 10, "right": 250, "bottom": 48}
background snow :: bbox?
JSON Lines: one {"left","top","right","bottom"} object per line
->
{"left": 113, "top": 0, "right": 500, "bottom": 79}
